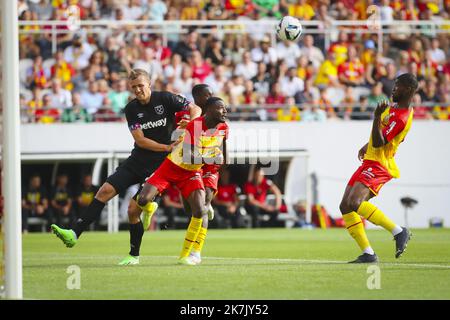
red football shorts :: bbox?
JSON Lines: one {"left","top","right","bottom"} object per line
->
{"left": 202, "top": 165, "right": 220, "bottom": 192}
{"left": 146, "top": 159, "right": 205, "bottom": 199}
{"left": 348, "top": 160, "right": 393, "bottom": 195}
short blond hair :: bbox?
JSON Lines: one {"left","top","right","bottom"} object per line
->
{"left": 128, "top": 69, "right": 151, "bottom": 82}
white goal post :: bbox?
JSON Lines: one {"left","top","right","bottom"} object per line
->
{"left": 1, "top": 0, "right": 23, "bottom": 300}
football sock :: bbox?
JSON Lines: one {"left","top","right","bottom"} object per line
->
{"left": 73, "top": 198, "right": 105, "bottom": 238}
{"left": 192, "top": 227, "right": 208, "bottom": 254}
{"left": 357, "top": 201, "right": 399, "bottom": 234}
{"left": 391, "top": 225, "right": 403, "bottom": 236}
{"left": 129, "top": 221, "right": 144, "bottom": 257}
{"left": 180, "top": 217, "right": 202, "bottom": 258}
{"left": 343, "top": 211, "right": 373, "bottom": 253}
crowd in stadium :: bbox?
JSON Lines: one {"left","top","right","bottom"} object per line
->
{"left": 17, "top": 0, "right": 450, "bottom": 122}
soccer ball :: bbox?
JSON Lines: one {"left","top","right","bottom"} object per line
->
{"left": 276, "top": 16, "right": 303, "bottom": 42}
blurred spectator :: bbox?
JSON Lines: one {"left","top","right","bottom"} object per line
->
{"left": 244, "top": 165, "right": 282, "bottom": 228}
{"left": 88, "top": 50, "right": 110, "bottom": 81}
{"left": 404, "top": 0, "right": 419, "bottom": 20}
{"left": 412, "top": 93, "right": 433, "bottom": 120}
{"left": 251, "top": 36, "right": 278, "bottom": 66}
{"left": 295, "top": 55, "right": 313, "bottom": 82}
{"left": 252, "top": 62, "right": 272, "bottom": 97}
{"left": 180, "top": 0, "right": 201, "bottom": 20}
{"left": 22, "top": 174, "right": 49, "bottom": 233}
{"left": 396, "top": 50, "right": 411, "bottom": 76}
{"left": 35, "top": 31, "right": 53, "bottom": 60}
{"left": 76, "top": 174, "right": 99, "bottom": 228}
{"left": 108, "top": 79, "right": 130, "bottom": 114}
{"left": 252, "top": 0, "right": 281, "bottom": 18}
{"left": 295, "top": 79, "right": 319, "bottom": 104}
{"left": 36, "top": 94, "right": 61, "bottom": 123}
{"left": 266, "top": 81, "right": 286, "bottom": 105}
{"left": 299, "top": 35, "right": 324, "bottom": 69}
{"left": 418, "top": 51, "right": 439, "bottom": 79}
{"left": 95, "top": 101, "right": 121, "bottom": 122}
{"left": 147, "top": 0, "right": 168, "bottom": 21}
{"left": 205, "top": 37, "right": 226, "bottom": 66}
{"left": 408, "top": 38, "right": 425, "bottom": 65}
{"left": 338, "top": 86, "right": 354, "bottom": 120}
{"left": 228, "top": 75, "right": 246, "bottom": 103}
{"left": 107, "top": 47, "right": 132, "bottom": 76}
{"left": 51, "top": 50, "right": 76, "bottom": 91}
{"left": 162, "top": 186, "right": 185, "bottom": 229}
{"left": 164, "top": 53, "right": 183, "bottom": 80}
{"left": 26, "top": 55, "right": 51, "bottom": 89}
{"left": 27, "top": 86, "right": 44, "bottom": 121}
{"left": 240, "top": 80, "right": 259, "bottom": 105}
{"left": 81, "top": 81, "right": 105, "bottom": 114}
{"left": 380, "top": 62, "right": 397, "bottom": 97}
{"left": 234, "top": 51, "right": 258, "bottom": 80}
{"left": 428, "top": 38, "right": 446, "bottom": 64}
{"left": 301, "top": 103, "right": 327, "bottom": 122}
{"left": 121, "top": 0, "right": 146, "bottom": 20}
{"left": 350, "top": 95, "right": 372, "bottom": 120}
{"left": 314, "top": 50, "right": 338, "bottom": 88}
{"left": 48, "top": 78, "right": 73, "bottom": 110}
{"left": 329, "top": 31, "right": 349, "bottom": 66}
{"left": 317, "top": 87, "right": 336, "bottom": 118}
{"left": 292, "top": 199, "right": 307, "bottom": 227}
{"left": 379, "top": 0, "right": 394, "bottom": 22}
{"left": 133, "top": 47, "right": 164, "bottom": 83}
{"left": 151, "top": 36, "right": 172, "bottom": 66}
{"left": 288, "top": 0, "right": 315, "bottom": 20}
{"left": 173, "top": 64, "right": 196, "bottom": 99}
{"left": 50, "top": 173, "right": 74, "bottom": 229}
{"left": 213, "top": 167, "right": 243, "bottom": 228}
{"left": 61, "top": 92, "right": 93, "bottom": 123}
{"left": 277, "top": 97, "right": 301, "bottom": 121}
{"left": 205, "top": 0, "right": 228, "bottom": 20}
{"left": 338, "top": 45, "right": 365, "bottom": 87}
{"left": 280, "top": 67, "right": 304, "bottom": 98}
{"left": 190, "top": 50, "right": 212, "bottom": 82}
{"left": 360, "top": 40, "right": 376, "bottom": 70}
{"left": 419, "top": 79, "right": 441, "bottom": 103}
{"left": 205, "top": 65, "right": 228, "bottom": 94}
{"left": 175, "top": 29, "right": 200, "bottom": 62}
{"left": 64, "top": 34, "right": 95, "bottom": 71}
{"left": 276, "top": 39, "right": 301, "bottom": 68}
{"left": 367, "top": 82, "right": 389, "bottom": 108}
{"left": 28, "top": 0, "right": 53, "bottom": 21}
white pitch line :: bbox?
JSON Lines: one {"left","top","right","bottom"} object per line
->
{"left": 197, "top": 256, "right": 450, "bottom": 269}
{"left": 23, "top": 254, "right": 450, "bottom": 269}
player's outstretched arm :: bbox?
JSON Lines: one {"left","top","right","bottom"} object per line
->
{"left": 131, "top": 128, "right": 174, "bottom": 152}
{"left": 371, "top": 100, "right": 389, "bottom": 148}
{"left": 188, "top": 102, "right": 202, "bottom": 120}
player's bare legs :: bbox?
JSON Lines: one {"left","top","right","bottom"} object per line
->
{"left": 204, "top": 187, "right": 215, "bottom": 220}
{"left": 137, "top": 183, "right": 161, "bottom": 208}
{"left": 340, "top": 182, "right": 410, "bottom": 262}
{"left": 340, "top": 182, "right": 374, "bottom": 214}
{"left": 128, "top": 199, "right": 142, "bottom": 224}
{"left": 339, "top": 183, "right": 378, "bottom": 263}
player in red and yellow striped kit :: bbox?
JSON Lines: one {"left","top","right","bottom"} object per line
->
{"left": 339, "top": 73, "right": 418, "bottom": 263}
{"left": 137, "top": 97, "right": 228, "bottom": 265}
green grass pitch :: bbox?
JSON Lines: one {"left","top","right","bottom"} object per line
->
{"left": 17, "top": 228, "right": 450, "bottom": 299}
